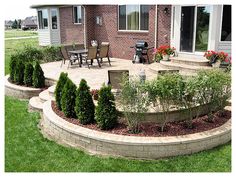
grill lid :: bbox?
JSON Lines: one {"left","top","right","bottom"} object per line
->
{"left": 135, "top": 41, "right": 148, "bottom": 48}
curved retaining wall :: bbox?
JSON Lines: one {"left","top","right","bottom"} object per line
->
{"left": 5, "top": 75, "right": 56, "bottom": 99}
{"left": 41, "top": 100, "right": 231, "bottom": 159}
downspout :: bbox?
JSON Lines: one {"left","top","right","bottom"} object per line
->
{"left": 154, "top": 5, "right": 158, "bottom": 48}
{"left": 82, "top": 5, "right": 87, "bottom": 49}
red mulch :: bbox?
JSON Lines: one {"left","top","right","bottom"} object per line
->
{"left": 51, "top": 101, "right": 231, "bottom": 137}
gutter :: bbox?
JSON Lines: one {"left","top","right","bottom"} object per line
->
{"left": 154, "top": 5, "right": 158, "bottom": 48}
{"left": 82, "top": 5, "right": 87, "bottom": 49}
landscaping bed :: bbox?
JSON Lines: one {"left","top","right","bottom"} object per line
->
{"left": 52, "top": 101, "right": 231, "bottom": 137}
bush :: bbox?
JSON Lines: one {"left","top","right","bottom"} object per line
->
{"left": 24, "top": 63, "right": 34, "bottom": 86}
{"left": 42, "top": 46, "right": 62, "bottom": 62}
{"left": 55, "top": 72, "right": 68, "bottom": 110}
{"left": 9, "top": 56, "right": 17, "bottom": 81}
{"left": 120, "top": 75, "right": 150, "bottom": 133}
{"left": 95, "top": 84, "right": 118, "bottom": 130}
{"left": 75, "top": 79, "right": 95, "bottom": 124}
{"left": 61, "top": 78, "right": 77, "bottom": 118}
{"left": 33, "top": 61, "right": 45, "bottom": 88}
{"left": 14, "top": 60, "right": 25, "bottom": 85}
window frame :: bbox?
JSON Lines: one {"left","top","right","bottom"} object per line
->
{"left": 219, "top": 5, "right": 231, "bottom": 42}
{"left": 73, "top": 6, "right": 83, "bottom": 25}
{"left": 37, "top": 9, "right": 49, "bottom": 30}
{"left": 50, "top": 8, "right": 58, "bottom": 30}
{"left": 118, "top": 5, "right": 149, "bottom": 32}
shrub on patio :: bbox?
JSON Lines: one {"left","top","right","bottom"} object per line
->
{"left": 75, "top": 79, "right": 95, "bottom": 124}
{"left": 55, "top": 72, "right": 68, "bottom": 110}
{"left": 61, "top": 78, "right": 77, "bottom": 118}
{"left": 14, "top": 60, "right": 25, "bottom": 85}
{"left": 24, "top": 63, "right": 34, "bottom": 86}
{"left": 9, "top": 56, "right": 17, "bottom": 81}
{"left": 120, "top": 75, "right": 150, "bottom": 133}
{"left": 95, "top": 84, "right": 118, "bottom": 130}
{"left": 42, "top": 46, "right": 62, "bottom": 62}
{"left": 33, "top": 61, "right": 45, "bottom": 88}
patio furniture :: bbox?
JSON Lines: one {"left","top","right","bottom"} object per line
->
{"left": 60, "top": 45, "right": 79, "bottom": 68}
{"left": 81, "top": 46, "right": 101, "bottom": 69}
{"left": 98, "top": 43, "right": 111, "bottom": 66}
{"left": 68, "top": 49, "right": 88, "bottom": 67}
{"left": 108, "top": 70, "right": 129, "bottom": 90}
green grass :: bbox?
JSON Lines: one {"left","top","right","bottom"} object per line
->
{"left": 5, "top": 38, "right": 39, "bottom": 75}
{"left": 5, "top": 29, "right": 38, "bottom": 38}
{"left": 5, "top": 96, "right": 231, "bottom": 172}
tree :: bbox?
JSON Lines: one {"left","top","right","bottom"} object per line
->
{"left": 11, "top": 19, "right": 18, "bottom": 29}
{"left": 55, "top": 72, "right": 68, "bottom": 110}
{"left": 75, "top": 79, "right": 95, "bottom": 124}
{"left": 32, "top": 61, "right": 45, "bottom": 88}
{"left": 24, "top": 62, "right": 34, "bottom": 86}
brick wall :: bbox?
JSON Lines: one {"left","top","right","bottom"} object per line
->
{"left": 59, "top": 5, "right": 172, "bottom": 60}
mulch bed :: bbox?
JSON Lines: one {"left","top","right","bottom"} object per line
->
{"left": 51, "top": 101, "right": 231, "bottom": 137}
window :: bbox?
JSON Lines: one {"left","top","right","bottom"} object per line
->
{"left": 118, "top": 5, "right": 149, "bottom": 31}
{"left": 73, "top": 6, "right": 82, "bottom": 24}
{"left": 38, "top": 9, "right": 48, "bottom": 29}
{"left": 221, "top": 5, "right": 231, "bottom": 41}
{"left": 51, "top": 9, "right": 58, "bottom": 29}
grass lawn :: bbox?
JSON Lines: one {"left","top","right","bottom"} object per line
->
{"left": 5, "top": 96, "right": 231, "bottom": 172}
{"left": 5, "top": 29, "right": 38, "bottom": 38}
{"left": 5, "top": 38, "right": 39, "bottom": 75}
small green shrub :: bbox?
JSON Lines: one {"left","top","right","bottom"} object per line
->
{"left": 55, "top": 72, "right": 68, "bottom": 110}
{"left": 9, "top": 56, "right": 17, "bottom": 81}
{"left": 42, "top": 46, "right": 62, "bottom": 62}
{"left": 14, "top": 60, "right": 25, "bottom": 85}
{"left": 61, "top": 78, "right": 77, "bottom": 118}
{"left": 75, "top": 79, "right": 95, "bottom": 124}
{"left": 33, "top": 61, "right": 45, "bottom": 88}
{"left": 24, "top": 63, "right": 34, "bottom": 86}
{"left": 95, "top": 84, "right": 118, "bottom": 130}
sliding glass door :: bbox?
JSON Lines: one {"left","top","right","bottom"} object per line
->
{"left": 180, "top": 6, "right": 210, "bottom": 53}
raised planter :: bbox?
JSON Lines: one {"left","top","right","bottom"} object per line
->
{"left": 41, "top": 100, "right": 231, "bottom": 159}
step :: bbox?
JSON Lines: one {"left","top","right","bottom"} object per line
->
{"left": 28, "top": 96, "right": 43, "bottom": 112}
{"left": 48, "top": 85, "right": 55, "bottom": 97}
{"left": 170, "top": 57, "right": 210, "bottom": 66}
{"left": 160, "top": 60, "right": 212, "bottom": 73}
{"left": 39, "top": 89, "right": 55, "bottom": 103}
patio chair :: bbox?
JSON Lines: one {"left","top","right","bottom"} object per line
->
{"left": 108, "top": 70, "right": 129, "bottom": 90}
{"left": 73, "top": 43, "right": 84, "bottom": 50}
{"left": 81, "top": 46, "right": 100, "bottom": 69}
{"left": 98, "top": 43, "right": 111, "bottom": 66}
{"left": 60, "top": 45, "right": 79, "bottom": 68}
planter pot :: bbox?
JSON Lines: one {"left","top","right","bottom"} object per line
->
{"left": 162, "top": 54, "right": 170, "bottom": 61}
{"left": 212, "top": 60, "right": 221, "bottom": 68}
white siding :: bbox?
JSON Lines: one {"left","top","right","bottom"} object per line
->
{"left": 38, "top": 30, "right": 51, "bottom": 46}
{"left": 51, "top": 30, "right": 61, "bottom": 45}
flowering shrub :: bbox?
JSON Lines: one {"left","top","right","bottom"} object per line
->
{"left": 153, "top": 46, "right": 175, "bottom": 62}
{"left": 204, "top": 50, "right": 217, "bottom": 60}
{"left": 204, "top": 50, "right": 229, "bottom": 63}
{"left": 217, "top": 51, "right": 228, "bottom": 62}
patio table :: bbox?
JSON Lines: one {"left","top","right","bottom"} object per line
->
{"left": 68, "top": 49, "right": 88, "bottom": 67}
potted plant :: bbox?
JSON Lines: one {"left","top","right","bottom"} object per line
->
{"left": 156, "top": 45, "right": 175, "bottom": 61}
{"left": 204, "top": 50, "right": 228, "bottom": 68}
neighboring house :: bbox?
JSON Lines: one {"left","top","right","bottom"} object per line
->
{"left": 5, "top": 20, "right": 13, "bottom": 29}
{"left": 21, "top": 16, "right": 38, "bottom": 30}
{"left": 31, "top": 5, "right": 231, "bottom": 60}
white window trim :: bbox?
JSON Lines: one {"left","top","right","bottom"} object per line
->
{"left": 50, "top": 8, "right": 58, "bottom": 30}
{"left": 37, "top": 8, "right": 49, "bottom": 30}
{"left": 117, "top": 5, "right": 149, "bottom": 32}
{"left": 73, "top": 6, "right": 82, "bottom": 25}
{"left": 219, "top": 5, "right": 231, "bottom": 43}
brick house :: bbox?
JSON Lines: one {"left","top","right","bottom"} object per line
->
{"left": 31, "top": 4, "right": 231, "bottom": 60}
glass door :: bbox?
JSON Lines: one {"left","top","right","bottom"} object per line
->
{"left": 180, "top": 6, "right": 210, "bottom": 53}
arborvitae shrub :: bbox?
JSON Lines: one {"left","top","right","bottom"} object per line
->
{"left": 61, "top": 78, "right": 77, "bottom": 118}
{"left": 14, "top": 60, "right": 25, "bottom": 85}
{"left": 33, "top": 61, "right": 45, "bottom": 88}
{"left": 9, "top": 56, "right": 17, "bottom": 82}
{"left": 75, "top": 79, "right": 95, "bottom": 124}
{"left": 55, "top": 72, "right": 68, "bottom": 110}
{"left": 24, "top": 63, "right": 34, "bottom": 86}
{"left": 95, "top": 85, "right": 118, "bottom": 130}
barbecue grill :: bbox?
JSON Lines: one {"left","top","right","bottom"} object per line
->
{"left": 131, "top": 41, "right": 151, "bottom": 64}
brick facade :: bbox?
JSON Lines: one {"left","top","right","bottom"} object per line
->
{"left": 59, "top": 5, "right": 171, "bottom": 60}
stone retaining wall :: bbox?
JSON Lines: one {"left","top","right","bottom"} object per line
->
{"left": 41, "top": 100, "right": 231, "bottom": 159}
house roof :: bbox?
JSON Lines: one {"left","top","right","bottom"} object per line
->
{"left": 5, "top": 20, "right": 13, "bottom": 26}
{"left": 30, "top": 4, "right": 74, "bottom": 8}
{"left": 21, "top": 16, "right": 37, "bottom": 27}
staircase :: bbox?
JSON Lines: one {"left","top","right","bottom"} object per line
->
{"left": 29, "top": 85, "right": 55, "bottom": 112}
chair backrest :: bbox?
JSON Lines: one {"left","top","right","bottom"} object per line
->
{"left": 87, "top": 46, "right": 98, "bottom": 60}
{"left": 108, "top": 70, "right": 129, "bottom": 90}
{"left": 60, "top": 46, "right": 69, "bottom": 60}
{"left": 99, "top": 44, "right": 109, "bottom": 58}
{"left": 65, "top": 45, "right": 74, "bottom": 53}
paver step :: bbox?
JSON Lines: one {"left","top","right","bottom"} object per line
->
{"left": 48, "top": 85, "right": 55, "bottom": 97}
{"left": 160, "top": 60, "right": 212, "bottom": 73}
{"left": 28, "top": 96, "right": 43, "bottom": 112}
{"left": 170, "top": 57, "right": 210, "bottom": 66}
{"left": 39, "top": 89, "right": 55, "bottom": 103}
